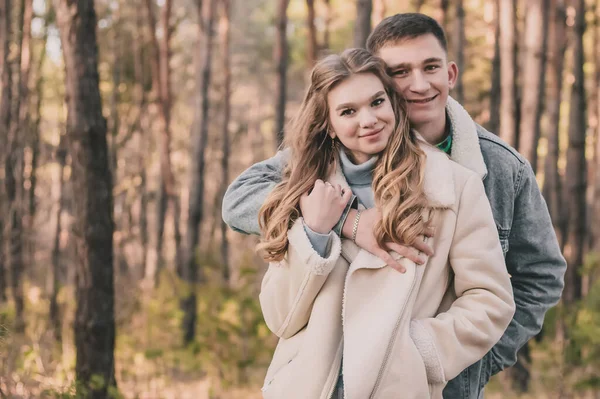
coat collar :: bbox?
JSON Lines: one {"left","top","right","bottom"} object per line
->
{"left": 446, "top": 96, "right": 488, "bottom": 179}
{"left": 328, "top": 139, "right": 456, "bottom": 210}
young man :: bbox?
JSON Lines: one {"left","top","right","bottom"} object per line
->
{"left": 222, "top": 13, "right": 565, "bottom": 399}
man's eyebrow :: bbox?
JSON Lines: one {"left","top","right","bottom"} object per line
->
{"left": 423, "top": 57, "right": 444, "bottom": 64}
{"left": 335, "top": 91, "right": 386, "bottom": 111}
{"left": 388, "top": 57, "right": 444, "bottom": 70}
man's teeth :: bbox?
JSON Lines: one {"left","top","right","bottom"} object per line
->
{"left": 410, "top": 97, "right": 434, "bottom": 103}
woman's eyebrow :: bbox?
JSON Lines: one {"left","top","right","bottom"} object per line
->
{"left": 335, "top": 91, "right": 385, "bottom": 111}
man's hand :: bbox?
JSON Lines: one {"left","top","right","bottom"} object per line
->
{"left": 300, "top": 180, "right": 353, "bottom": 234}
{"left": 341, "top": 208, "right": 434, "bottom": 273}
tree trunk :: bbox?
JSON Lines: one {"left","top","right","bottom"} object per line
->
{"left": 134, "top": 3, "right": 148, "bottom": 279}
{"left": 593, "top": 0, "right": 600, "bottom": 252}
{"left": 26, "top": 3, "right": 45, "bottom": 265}
{"left": 53, "top": 0, "right": 116, "bottom": 396}
{"left": 499, "top": 0, "right": 519, "bottom": 148}
{"left": 306, "top": 0, "right": 317, "bottom": 67}
{"left": 372, "top": 0, "right": 386, "bottom": 26}
{"left": 49, "top": 138, "right": 67, "bottom": 343}
{"left": 323, "top": 0, "right": 331, "bottom": 50}
{"left": 563, "top": 0, "right": 587, "bottom": 305}
{"left": 488, "top": 0, "right": 501, "bottom": 133}
{"left": 219, "top": 0, "right": 231, "bottom": 284}
{"left": 543, "top": 0, "right": 567, "bottom": 246}
{"left": 182, "top": 0, "right": 217, "bottom": 345}
{"left": 518, "top": 0, "right": 549, "bottom": 173}
{"left": 0, "top": 0, "right": 12, "bottom": 305}
{"left": 435, "top": 0, "right": 449, "bottom": 28}
{"left": 414, "top": 0, "right": 426, "bottom": 12}
{"left": 274, "top": 0, "right": 289, "bottom": 148}
{"left": 143, "top": 0, "right": 177, "bottom": 288}
{"left": 453, "top": 0, "right": 465, "bottom": 104}
{"left": 354, "top": 0, "right": 372, "bottom": 48}
{"left": 6, "top": 0, "right": 26, "bottom": 333}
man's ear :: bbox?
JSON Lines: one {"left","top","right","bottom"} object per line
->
{"left": 447, "top": 61, "right": 459, "bottom": 89}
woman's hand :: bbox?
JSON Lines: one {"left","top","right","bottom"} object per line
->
{"left": 299, "top": 180, "right": 353, "bottom": 234}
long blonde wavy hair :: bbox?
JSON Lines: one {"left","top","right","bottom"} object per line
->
{"left": 258, "top": 48, "right": 430, "bottom": 262}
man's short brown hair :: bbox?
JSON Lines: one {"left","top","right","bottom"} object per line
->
{"left": 366, "top": 13, "right": 448, "bottom": 54}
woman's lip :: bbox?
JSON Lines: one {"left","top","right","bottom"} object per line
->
{"left": 361, "top": 126, "right": 384, "bottom": 138}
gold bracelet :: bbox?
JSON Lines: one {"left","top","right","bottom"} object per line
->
{"left": 352, "top": 210, "right": 362, "bottom": 243}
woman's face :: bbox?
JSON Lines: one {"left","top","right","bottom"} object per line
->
{"left": 327, "top": 73, "right": 396, "bottom": 164}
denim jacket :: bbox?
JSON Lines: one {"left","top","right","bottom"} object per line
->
{"left": 221, "top": 98, "right": 566, "bottom": 399}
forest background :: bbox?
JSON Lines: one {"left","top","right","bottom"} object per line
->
{"left": 0, "top": 0, "right": 599, "bottom": 398}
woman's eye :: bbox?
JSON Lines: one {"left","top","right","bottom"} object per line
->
{"left": 372, "top": 98, "right": 385, "bottom": 107}
{"left": 340, "top": 109, "right": 355, "bottom": 116}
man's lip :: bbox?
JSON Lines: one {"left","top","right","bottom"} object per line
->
{"left": 407, "top": 94, "right": 438, "bottom": 103}
{"left": 360, "top": 126, "right": 384, "bottom": 138}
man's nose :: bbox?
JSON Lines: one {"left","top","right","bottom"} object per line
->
{"left": 409, "top": 71, "right": 431, "bottom": 93}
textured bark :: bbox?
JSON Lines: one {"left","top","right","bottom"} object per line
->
{"left": 219, "top": 0, "right": 231, "bottom": 284}
{"left": 563, "top": 0, "right": 587, "bottom": 305}
{"left": 306, "top": 0, "right": 317, "bottom": 67}
{"left": 453, "top": 0, "right": 465, "bottom": 104}
{"left": 49, "top": 139, "right": 67, "bottom": 343}
{"left": 488, "top": 0, "right": 501, "bottom": 133}
{"left": 499, "top": 0, "right": 519, "bottom": 148}
{"left": 274, "top": 0, "right": 289, "bottom": 148}
{"left": 593, "top": 0, "right": 600, "bottom": 252}
{"left": 6, "top": 0, "right": 26, "bottom": 333}
{"left": 27, "top": 3, "right": 45, "bottom": 262}
{"left": 144, "top": 0, "right": 178, "bottom": 287}
{"left": 53, "top": 0, "right": 116, "bottom": 395}
{"left": 518, "top": 0, "right": 549, "bottom": 173}
{"left": 542, "top": 0, "right": 567, "bottom": 246}
{"left": 134, "top": 4, "right": 148, "bottom": 279}
{"left": 182, "top": 0, "right": 217, "bottom": 345}
{"left": 354, "top": 0, "right": 372, "bottom": 48}
{"left": 0, "top": 0, "right": 11, "bottom": 304}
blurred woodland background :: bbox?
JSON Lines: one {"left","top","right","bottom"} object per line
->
{"left": 0, "top": 0, "right": 599, "bottom": 397}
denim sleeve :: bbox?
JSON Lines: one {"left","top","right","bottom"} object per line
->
{"left": 222, "top": 148, "right": 356, "bottom": 238}
{"left": 303, "top": 223, "right": 334, "bottom": 258}
{"left": 222, "top": 150, "right": 289, "bottom": 235}
{"left": 489, "top": 161, "right": 566, "bottom": 375}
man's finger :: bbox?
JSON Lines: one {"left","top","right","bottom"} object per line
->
{"left": 413, "top": 236, "right": 434, "bottom": 256}
{"left": 385, "top": 242, "right": 426, "bottom": 265}
{"left": 374, "top": 248, "right": 405, "bottom": 273}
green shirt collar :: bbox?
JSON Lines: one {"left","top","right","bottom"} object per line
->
{"left": 435, "top": 112, "right": 453, "bottom": 155}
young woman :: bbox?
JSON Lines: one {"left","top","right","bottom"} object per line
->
{"left": 257, "top": 48, "right": 514, "bottom": 399}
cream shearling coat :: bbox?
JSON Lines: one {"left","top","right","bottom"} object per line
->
{"left": 259, "top": 142, "right": 515, "bottom": 399}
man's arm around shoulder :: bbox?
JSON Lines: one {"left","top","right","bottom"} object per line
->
{"left": 222, "top": 149, "right": 289, "bottom": 235}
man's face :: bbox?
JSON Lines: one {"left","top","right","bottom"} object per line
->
{"left": 376, "top": 34, "right": 458, "bottom": 131}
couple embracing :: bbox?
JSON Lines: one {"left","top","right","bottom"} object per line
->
{"left": 222, "top": 13, "right": 565, "bottom": 399}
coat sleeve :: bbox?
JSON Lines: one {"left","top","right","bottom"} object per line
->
{"left": 259, "top": 218, "right": 342, "bottom": 339}
{"left": 410, "top": 173, "right": 516, "bottom": 384}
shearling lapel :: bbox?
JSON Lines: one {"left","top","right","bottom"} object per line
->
{"left": 446, "top": 96, "right": 488, "bottom": 179}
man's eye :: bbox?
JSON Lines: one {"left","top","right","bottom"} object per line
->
{"left": 425, "top": 65, "right": 440, "bottom": 71}
{"left": 341, "top": 109, "right": 355, "bottom": 116}
{"left": 372, "top": 98, "right": 385, "bottom": 107}
{"left": 392, "top": 70, "right": 408, "bottom": 77}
